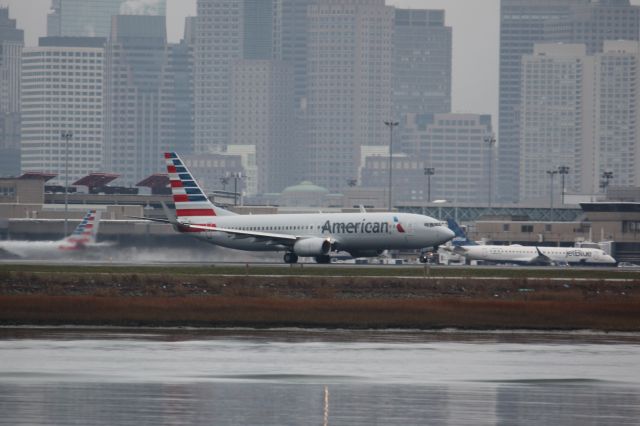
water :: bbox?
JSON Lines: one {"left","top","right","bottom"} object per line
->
{"left": 1, "top": 328, "right": 640, "bottom": 425}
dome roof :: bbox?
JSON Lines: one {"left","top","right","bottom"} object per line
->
{"left": 282, "top": 181, "right": 329, "bottom": 194}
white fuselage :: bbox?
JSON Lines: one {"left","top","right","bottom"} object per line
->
{"left": 183, "top": 212, "right": 454, "bottom": 255}
{"left": 462, "top": 245, "right": 616, "bottom": 266}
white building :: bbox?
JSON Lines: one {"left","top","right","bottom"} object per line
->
{"left": 20, "top": 37, "right": 105, "bottom": 185}
{"left": 592, "top": 40, "right": 640, "bottom": 192}
{"left": 519, "top": 43, "right": 594, "bottom": 203}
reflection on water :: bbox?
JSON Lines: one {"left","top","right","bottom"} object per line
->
{"left": 0, "top": 328, "right": 639, "bottom": 425}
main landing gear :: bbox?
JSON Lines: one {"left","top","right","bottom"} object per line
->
{"left": 284, "top": 252, "right": 299, "bottom": 264}
{"left": 314, "top": 255, "right": 331, "bottom": 264}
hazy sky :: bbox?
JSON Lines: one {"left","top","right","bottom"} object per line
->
{"left": 4, "top": 0, "right": 636, "bottom": 124}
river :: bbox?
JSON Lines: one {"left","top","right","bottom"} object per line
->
{"left": 1, "top": 328, "right": 639, "bottom": 425}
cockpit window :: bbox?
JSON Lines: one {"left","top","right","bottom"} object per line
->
{"left": 424, "top": 222, "right": 446, "bottom": 228}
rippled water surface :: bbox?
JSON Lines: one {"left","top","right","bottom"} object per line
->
{"left": 1, "top": 328, "right": 639, "bottom": 425}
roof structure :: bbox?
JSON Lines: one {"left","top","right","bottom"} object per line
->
{"left": 19, "top": 172, "right": 57, "bottom": 182}
{"left": 136, "top": 174, "right": 170, "bottom": 189}
{"left": 72, "top": 173, "right": 120, "bottom": 189}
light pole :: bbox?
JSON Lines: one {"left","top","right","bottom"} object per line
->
{"left": 558, "top": 165, "right": 570, "bottom": 205}
{"left": 61, "top": 131, "right": 73, "bottom": 236}
{"left": 232, "top": 172, "right": 242, "bottom": 206}
{"left": 220, "top": 176, "right": 230, "bottom": 192}
{"left": 424, "top": 167, "right": 435, "bottom": 202}
{"left": 546, "top": 170, "right": 558, "bottom": 220}
{"left": 484, "top": 135, "right": 496, "bottom": 207}
{"left": 601, "top": 171, "right": 613, "bottom": 192}
{"left": 384, "top": 120, "right": 399, "bottom": 211}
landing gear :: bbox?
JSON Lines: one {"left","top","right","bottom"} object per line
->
{"left": 314, "top": 255, "right": 331, "bottom": 264}
{"left": 284, "top": 252, "right": 299, "bottom": 264}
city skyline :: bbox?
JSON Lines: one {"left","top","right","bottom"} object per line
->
{"left": 0, "top": 0, "right": 501, "bottom": 121}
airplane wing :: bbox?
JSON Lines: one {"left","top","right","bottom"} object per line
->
{"left": 127, "top": 215, "right": 173, "bottom": 224}
{"left": 517, "top": 247, "right": 552, "bottom": 265}
{"left": 182, "top": 222, "right": 299, "bottom": 245}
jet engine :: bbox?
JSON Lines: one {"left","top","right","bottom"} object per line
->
{"left": 293, "top": 238, "right": 331, "bottom": 257}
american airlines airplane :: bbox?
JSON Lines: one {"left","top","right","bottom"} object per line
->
{"left": 443, "top": 220, "right": 617, "bottom": 266}
{"left": 140, "top": 152, "right": 455, "bottom": 264}
{"left": 0, "top": 209, "right": 111, "bottom": 258}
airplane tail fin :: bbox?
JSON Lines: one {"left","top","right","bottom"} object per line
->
{"left": 61, "top": 209, "right": 100, "bottom": 248}
{"left": 447, "top": 219, "right": 477, "bottom": 246}
{"left": 164, "top": 152, "right": 237, "bottom": 221}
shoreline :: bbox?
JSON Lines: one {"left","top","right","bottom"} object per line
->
{"left": 1, "top": 265, "right": 639, "bottom": 331}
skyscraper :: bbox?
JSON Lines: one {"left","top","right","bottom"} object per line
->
{"left": 592, "top": 41, "right": 640, "bottom": 191}
{"left": 103, "top": 15, "right": 193, "bottom": 185}
{"left": 498, "top": 0, "right": 640, "bottom": 202}
{"left": 545, "top": 0, "right": 640, "bottom": 55}
{"left": 193, "top": 0, "right": 243, "bottom": 153}
{"left": 306, "top": 0, "right": 393, "bottom": 192}
{"left": 231, "top": 60, "right": 295, "bottom": 194}
{"left": 393, "top": 9, "right": 451, "bottom": 119}
{"left": 47, "top": 0, "right": 166, "bottom": 38}
{"left": 519, "top": 43, "right": 594, "bottom": 201}
{"left": 21, "top": 37, "right": 105, "bottom": 185}
{"left": 273, "top": 0, "right": 317, "bottom": 109}
{"left": 0, "top": 8, "right": 23, "bottom": 177}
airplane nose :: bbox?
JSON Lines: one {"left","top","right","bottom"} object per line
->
{"left": 438, "top": 227, "right": 455, "bottom": 244}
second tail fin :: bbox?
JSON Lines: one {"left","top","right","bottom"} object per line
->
{"left": 61, "top": 209, "right": 100, "bottom": 248}
{"left": 447, "top": 219, "right": 477, "bottom": 246}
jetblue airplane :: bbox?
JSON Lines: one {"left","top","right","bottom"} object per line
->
{"left": 0, "top": 210, "right": 111, "bottom": 258}
{"left": 444, "top": 220, "right": 616, "bottom": 266}
{"left": 140, "top": 152, "right": 455, "bottom": 264}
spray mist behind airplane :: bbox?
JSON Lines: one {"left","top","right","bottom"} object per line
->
{"left": 0, "top": 210, "right": 112, "bottom": 258}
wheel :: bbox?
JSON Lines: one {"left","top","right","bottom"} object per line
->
{"left": 314, "top": 255, "right": 331, "bottom": 264}
{"left": 284, "top": 252, "right": 298, "bottom": 264}
{"left": 419, "top": 255, "right": 428, "bottom": 264}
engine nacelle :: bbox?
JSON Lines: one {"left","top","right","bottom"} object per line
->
{"left": 293, "top": 237, "right": 331, "bottom": 257}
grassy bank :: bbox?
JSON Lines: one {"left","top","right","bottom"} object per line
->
{"left": 0, "top": 266, "right": 639, "bottom": 331}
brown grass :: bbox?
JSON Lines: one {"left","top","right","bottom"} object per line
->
{"left": 1, "top": 295, "right": 639, "bottom": 331}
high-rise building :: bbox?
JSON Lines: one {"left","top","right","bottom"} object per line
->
{"left": 592, "top": 41, "right": 640, "bottom": 191}
{"left": 47, "top": 0, "right": 166, "bottom": 38}
{"left": 498, "top": 0, "right": 640, "bottom": 203}
{"left": 519, "top": 44, "right": 594, "bottom": 202}
{"left": 21, "top": 37, "right": 105, "bottom": 185}
{"left": 306, "top": 0, "right": 393, "bottom": 192}
{"left": 273, "top": 0, "right": 317, "bottom": 109}
{"left": 103, "top": 15, "right": 193, "bottom": 185}
{"left": 231, "top": 60, "right": 296, "bottom": 194}
{"left": 545, "top": 0, "right": 640, "bottom": 55}
{"left": 393, "top": 9, "right": 451, "bottom": 119}
{"left": 194, "top": 0, "right": 243, "bottom": 153}
{"left": 498, "top": 0, "right": 583, "bottom": 203}
{"left": 396, "top": 113, "right": 494, "bottom": 204}
{"left": 0, "top": 8, "right": 23, "bottom": 177}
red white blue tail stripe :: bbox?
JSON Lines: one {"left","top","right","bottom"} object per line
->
{"left": 165, "top": 152, "right": 217, "bottom": 220}
{"left": 60, "top": 209, "right": 98, "bottom": 250}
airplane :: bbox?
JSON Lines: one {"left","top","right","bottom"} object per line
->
{"left": 442, "top": 219, "right": 617, "bottom": 266}
{"left": 134, "top": 152, "right": 455, "bottom": 264}
{"left": 0, "top": 209, "right": 111, "bottom": 258}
